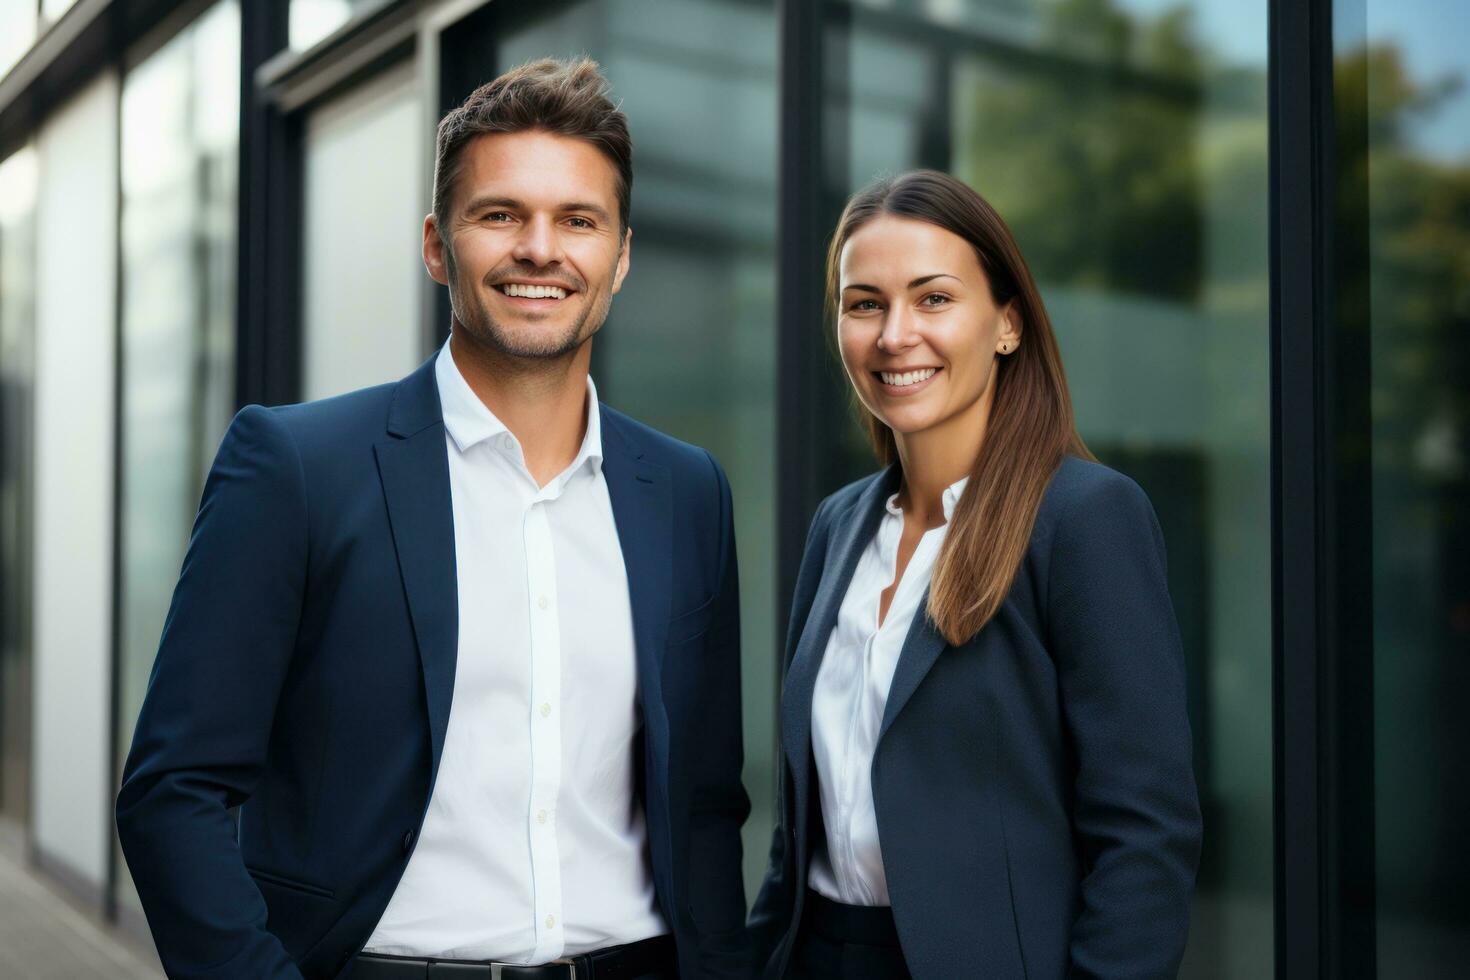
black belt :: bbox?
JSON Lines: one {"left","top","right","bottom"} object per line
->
{"left": 349, "top": 935, "right": 676, "bottom": 980}
{"left": 803, "top": 890, "right": 901, "bottom": 949}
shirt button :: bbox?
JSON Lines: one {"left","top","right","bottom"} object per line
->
{"left": 540, "top": 702, "right": 552, "bottom": 718}
{"left": 537, "top": 809, "right": 548, "bottom": 824}
{"left": 538, "top": 595, "right": 549, "bottom": 610}
{"left": 545, "top": 914, "right": 557, "bottom": 929}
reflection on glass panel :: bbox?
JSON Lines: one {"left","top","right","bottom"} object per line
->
{"left": 301, "top": 61, "right": 424, "bottom": 399}
{"left": 1352, "top": 0, "right": 1470, "bottom": 972}
{"left": 0, "top": 0, "right": 37, "bottom": 81}
{"left": 0, "top": 146, "right": 38, "bottom": 827}
{"left": 290, "top": 0, "right": 380, "bottom": 51}
{"left": 492, "top": 0, "right": 779, "bottom": 899}
{"left": 825, "top": 1, "right": 1272, "bottom": 973}
{"left": 116, "top": 0, "right": 239, "bottom": 914}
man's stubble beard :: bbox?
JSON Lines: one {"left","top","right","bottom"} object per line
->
{"left": 445, "top": 246, "right": 615, "bottom": 364}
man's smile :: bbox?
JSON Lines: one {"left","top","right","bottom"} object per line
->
{"left": 491, "top": 279, "right": 578, "bottom": 311}
{"left": 496, "top": 281, "right": 571, "bottom": 300}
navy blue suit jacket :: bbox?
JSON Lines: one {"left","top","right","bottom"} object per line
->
{"left": 116, "top": 355, "right": 751, "bottom": 979}
{"left": 749, "top": 456, "right": 1202, "bottom": 980}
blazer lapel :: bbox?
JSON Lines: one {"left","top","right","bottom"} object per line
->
{"left": 598, "top": 407, "right": 674, "bottom": 855}
{"left": 374, "top": 355, "right": 458, "bottom": 789}
{"left": 876, "top": 592, "right": 950, "bottom": 743}
{"left": 781, "top": 466, "right": 898, "bottom": 862}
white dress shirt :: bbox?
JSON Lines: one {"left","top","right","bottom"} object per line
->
{"left": 809, "top": 475, "right": 969, "bottom": 906}
{"left": 364, "top": 342, "right": 667, "bottom": 961}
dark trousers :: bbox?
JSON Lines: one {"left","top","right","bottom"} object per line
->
{"left": 785, "top": 890, "right": 912, "bottom": 980}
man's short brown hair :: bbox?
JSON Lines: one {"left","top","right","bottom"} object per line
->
{"left": 432, "top": 57, "right": 633, "bottom": 240}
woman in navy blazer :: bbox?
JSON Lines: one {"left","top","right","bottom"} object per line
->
{"left": 749, "top": 170, "right": 1202, "bottom": 980}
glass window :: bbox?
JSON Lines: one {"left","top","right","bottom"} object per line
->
{"left": 300, "top": 59, "right": 425, "bottom": 399}
{"left": 0, "top": 145, "right": 38, "bottom": 828}
{"left": 456, "top": 0, "right": 781, "bottom": 898}
{"left": 290, "top": 0, "right": 381, "bottom": 51}
{"left": 116, "top": 0, "right": 240, "bottom": 914}
{"left": 1350, "top": 0, "right": 1470, "bottom": 972}
{"left": 823, "top": 1, "right": 1273, "bottom": 973}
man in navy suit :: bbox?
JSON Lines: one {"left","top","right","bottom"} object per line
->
{"left": 116, "top": 58, "right": 750, "bottom": 980}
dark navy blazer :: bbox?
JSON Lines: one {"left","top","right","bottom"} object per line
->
{"left": 116, "top": 355, "right": 751, "bottom": 979}
{"left": 749, "top": 456, "right": 1202, "bottom": 980}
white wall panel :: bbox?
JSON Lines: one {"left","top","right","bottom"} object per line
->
{"left": 31, "top": 71, "right": 118, "bottom": 890}
{"left": 302, "top": 61, "right": 424, "bottom": 400}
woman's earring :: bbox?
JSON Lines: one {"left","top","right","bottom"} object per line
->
{"left": 1001, "top": 343, "right": 1009, "bottom": 353}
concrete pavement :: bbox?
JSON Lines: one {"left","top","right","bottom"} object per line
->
{"left": 0, "top": 824, "right": 163, "bottom": 979}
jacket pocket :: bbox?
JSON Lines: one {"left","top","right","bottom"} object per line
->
{"left": 247, "top": 866, "right": 339, "bottom": 960}
{"left": 245, "top": 865, "right": 336, "bottom": 900}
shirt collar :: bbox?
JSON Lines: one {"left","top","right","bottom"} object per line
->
{"left": 941, "top": 475, "right": 969, "bottom": 521}
{"left": 434, "top": 340, "right": 604, "bottom": 477}
{"left": 884, "top": 474, "right": 971, "bottom": 522}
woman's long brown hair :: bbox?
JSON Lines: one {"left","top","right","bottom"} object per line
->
{"left": 828, "top": 170, "right": 1094, "bottom": 646}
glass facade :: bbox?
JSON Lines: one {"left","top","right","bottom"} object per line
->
{"left": 820, "top": 1, "right": 1273, "bottom": 974}
{"left": 0, "top": 145, "right": 37, "bottom": 829}
{"left": 0, "top": 0, "right": 1464, "bottom": 970}
{"left": 1348, "top": 0, "right": 1470, "bottom": 972}
{"left": 115, "top": 0, "right": 240, "bottom": 913}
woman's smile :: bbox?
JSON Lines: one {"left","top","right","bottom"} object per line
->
{"left": 873, "top": 366, "right": 942, "bottom": 396}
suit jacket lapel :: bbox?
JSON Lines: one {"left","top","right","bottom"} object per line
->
{"left": 781, "top": 466, "right": 898, "bottom": 864}
{"left": 877, "top": 591, "right": 950, "bottom": 743}
{"left": 599, "top": 407, "right": 673, "bottom": 852}
{"left": 374, "top": 355, "right": 458, "bottom": 789}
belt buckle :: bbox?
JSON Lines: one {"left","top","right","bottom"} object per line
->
{"left": 487, "top": 964, "right": 577, "bottom": 979}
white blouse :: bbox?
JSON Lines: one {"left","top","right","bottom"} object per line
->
{"left": 808, "top": 475, "right": 969, "bottom": 906}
